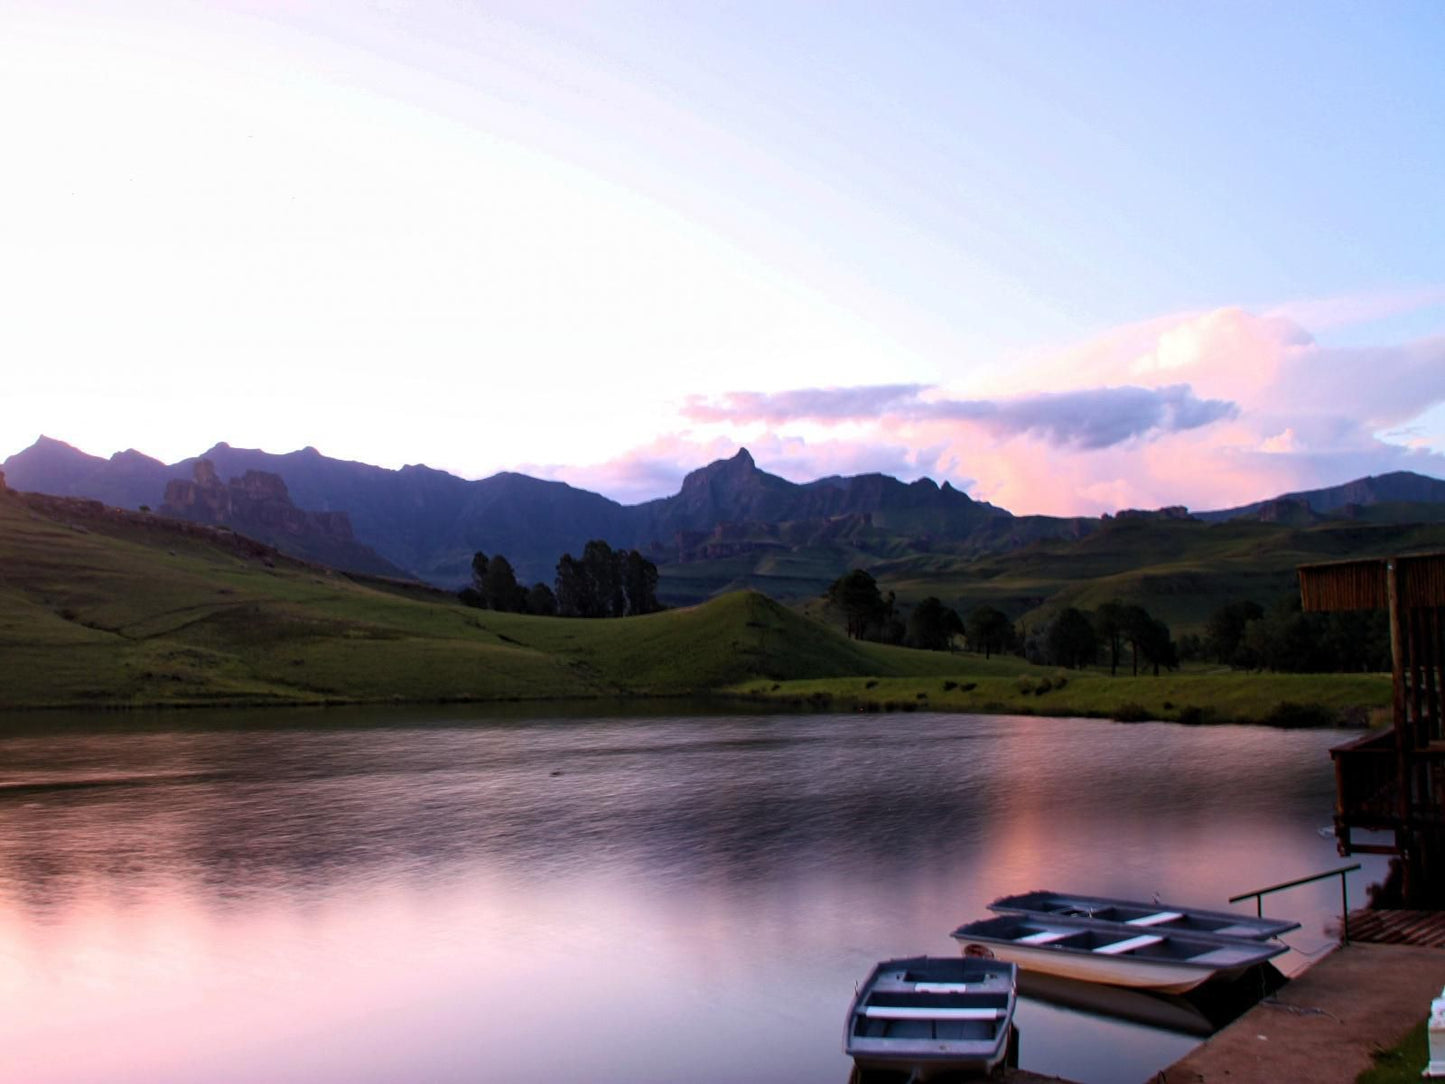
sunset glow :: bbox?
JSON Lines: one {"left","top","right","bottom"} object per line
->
{"left": 3, "top": 2, "right": 1443, "bottom": 511}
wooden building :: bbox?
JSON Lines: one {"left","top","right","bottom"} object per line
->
{"left": 1300, "top": 553, "right": 1445, "bottom": 906}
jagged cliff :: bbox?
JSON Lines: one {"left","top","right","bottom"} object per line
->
{"left": 159, "top": 460, "right": 409, "bottom": 579}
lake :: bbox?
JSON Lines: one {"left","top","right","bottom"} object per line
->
{"left": 0, "top": 707, "right": 1388, "bottom": 1083}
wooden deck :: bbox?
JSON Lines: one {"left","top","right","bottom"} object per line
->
{"left": 1346, "top": 907, "right": 1445, "bottom": 947}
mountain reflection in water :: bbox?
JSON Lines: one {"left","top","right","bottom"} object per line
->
{"left": 0, "top": 708, "right": 1387, "bottom": 1084}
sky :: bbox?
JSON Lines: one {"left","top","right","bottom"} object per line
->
{"left": 3, "top": 1, "right": 1444, "bottom": 515}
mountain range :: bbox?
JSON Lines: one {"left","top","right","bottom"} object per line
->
{"left": 5, "top": 436, "right": 1445, "bottom": 601}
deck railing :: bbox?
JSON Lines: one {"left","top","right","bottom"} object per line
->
{"left": 1229, "top": 864, "right": 1362, "bottom": 944}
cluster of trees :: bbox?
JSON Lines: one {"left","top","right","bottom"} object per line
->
{"left": 963, "top": 605, "right": 1015, "bottom": 659}
{"left": 1196, "top": 596, "right": 1390, "bottom": 672}
{"left": 827, "top": 570, "right": 967, "bottom": 650}
{"left": 1027, "top": 602, "right": 1178, "bottom": 674}
{"left": 461, "top": 552, "right": 556, "bottom": 615}
{"left": 827, "top": 570, "right": 1018, "bottom": 655}
{"left": 554, "top": 540, "right": 661, "bottom": 618}
{"left": 459, "top": 540, "right": 661, "bottom": 619}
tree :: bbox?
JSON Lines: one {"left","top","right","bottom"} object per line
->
{"left": 828, "top": 569, "right": 885, "bottom": 640}
{"left": 621, "top": 549, "right": 660, "bottom": 616}
{"left": 907, "top": 597, "right": 962, "bottom": 651}
{"left": 1094, "top": 600, "right": 1130, "bottom": 676}
{"left": 965, "top": 605, "right": 1012, "bottom": 659}
{"left": 1135, "top": 615, "right": 1179, "bottom": 676}
{"left": 1204, "top": 600, "right": 1265, "bottom": 667}
{"left": 526, "top": 582, "right": 558, "bottom": 616}
{"left": 1046, "top": 607, "right": 1097, "bottom": 669}
{"left": 582, "top": 540, "right": 623, "bottom": 618}
{"left": 481, "top": 554, "right": 525, "bottom": 613}
{"left": 554, "top": 553, "right": 593, "bottom": 617}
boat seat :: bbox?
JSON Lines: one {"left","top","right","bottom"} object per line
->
{"left": 1015, "top": 929, "right": 1071, "bottom": 945}
{"left": 1126, "top": 911, "right": 1183, "bottom": 927}
{"left": 1093, "top": 934, "right": 1165, "bottom": 955}
{"left": 1212, "top": 924, "right": 1265, "bottom": 939}
{"left": 1188, "top": 946, "right": 1261, "bottom": 966}
{"left": 860, "top": 1006, "right": 1004, "bottom": 1021}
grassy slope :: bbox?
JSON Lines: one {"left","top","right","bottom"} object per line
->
{"left": 0, "top": 490, "right": 1395, "bottom": 723}
{"left": 874, "top": 517, "right": 1445, "bottom": 634}
{"left": 0, "top": 491, "right": 961, "bottom": 710}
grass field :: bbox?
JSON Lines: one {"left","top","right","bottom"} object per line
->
{"left": 0, "top": 489, "right": 962, "bottom": 710}
{"left": 729, "top": 664, "right": 1391, "bottom": 726}
{"left": 0, "top": 487, "right": 1395, "bottom": 724}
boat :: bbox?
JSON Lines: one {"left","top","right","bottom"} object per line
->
{"left": 949, "top": 913, "right": 1288, "bottom": 994}
{"left": 988, "top": 889, "right": 1299, "bottom": 941}
{"left": 845, "top": 955, "right": 1017, "bottom": 1081}
{"left": 1016, "top": 970, "right": 1216, "bottom": 1037}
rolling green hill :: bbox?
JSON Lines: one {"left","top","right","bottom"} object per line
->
{"left": 856, "top": 514, "right": 1445, "bottom": 635}
{"left": 0, "top": 486, "right": 1398, "bottom": 725}
{"left": 0, "top": 487, "right": 965, "bottom": 710}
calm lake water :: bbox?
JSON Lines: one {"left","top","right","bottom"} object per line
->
{"left": 0, "top": 707, "right": 1388, "bottom": 1084}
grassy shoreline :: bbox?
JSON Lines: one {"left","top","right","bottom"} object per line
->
{"left": 0, "top": 488, "right": 1394, "bottom": 726}
{"left": 2, "top": 668, "right": 1391, "bottom": 729}
{"left": 728, "top": 668, "right": 1390, "bottom": 726}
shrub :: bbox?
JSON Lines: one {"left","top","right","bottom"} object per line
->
{"left": 1112, "top": 702, "right": 1153, "bottom": 723}
{"left": 1263, "top": 701, "right": 1335, "bottom": 729}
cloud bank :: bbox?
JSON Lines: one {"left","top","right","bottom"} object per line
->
{"left": 684, "top": 384, "right": 1237, "bottom": 450}
{"left": 549, "top": 305, "right": 1445, "bottom": 513}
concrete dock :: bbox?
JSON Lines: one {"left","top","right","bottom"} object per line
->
{"left": 1149, "top": 941, "right": 1443, "bottom": 1084}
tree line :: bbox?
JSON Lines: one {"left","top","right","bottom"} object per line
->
{"left": 1023, "top": 602, "right": 1178, "bottom": 674}
{"left": 460, "top": 539, "right": 661, "bottom": 618}
{"left": 826, "top": 569, "right": 1018, "bottom": 655}
{"left": 1189, "top": 595, "right": 1389, "bottom": 672}
{"left": 825, "top": 570, "right": 1176, "bottom": 673}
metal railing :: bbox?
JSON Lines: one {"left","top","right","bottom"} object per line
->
{"left": 1229, "top": 863, "right": 1362, "bottom": 944}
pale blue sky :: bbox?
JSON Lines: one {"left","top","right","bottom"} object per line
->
{"left": 3, "top": 1, "right": 1443, "bottom": 513}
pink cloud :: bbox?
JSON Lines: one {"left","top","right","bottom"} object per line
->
{"left": 528, "top": 305, "right": 1445, "bottom": 516}
{"left": 685, "top": 383, "right": 1236, "bottom": 449}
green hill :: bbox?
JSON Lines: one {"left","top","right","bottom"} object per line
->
{"left": 866, "top": 515, "right": 1445, "bottom": 635}
{"left": 0, "top": 487, "right": 1397, "bottom": 725}
{"left": 0, "top": 487, "right": 962, "bottom": 710}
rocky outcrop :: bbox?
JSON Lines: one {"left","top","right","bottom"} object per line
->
{"left": 158, "top": 460, "right": 406, "bottom": 578}
{"left": 1109, "top": 505, "right": 1194, "bottom": 522}
{"left": 162, "top": 461, "right": 356, "bottom": 543}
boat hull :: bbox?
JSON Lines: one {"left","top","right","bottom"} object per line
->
{"left": 954, "top": 937, "right": 1224, "bottom": 994}
{"left": 849, "top": 1040, "right": 1010, "bottom": 1081}
{"left": 950, "top": 913, "right": 1287, "bottom": 995}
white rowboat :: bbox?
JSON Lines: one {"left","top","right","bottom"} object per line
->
{"left": 950, "top": 913, "right": 1287, "bottom": 994}
{"left": 845, "top": 955, "right": 1017, "bottom": 1080}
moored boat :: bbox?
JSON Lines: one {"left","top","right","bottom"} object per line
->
{"left": 988, "top": 889, "right": 1299, "bottom": 941}
{"left": 950, "top": 913, "right": 1288, "bottom": 995}
{"left": 845, "top": 955, "right": 1017, "bottom": 1081}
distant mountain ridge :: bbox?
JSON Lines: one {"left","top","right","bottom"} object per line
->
{"left": 1196, "top": 471, "right": 1445, "bottom": 523}
{"left": 6, "top": 436, "right": 1445, "bottom": 593}
{"left": 1, "top": 439, "right": 1010, "bottom": 586}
